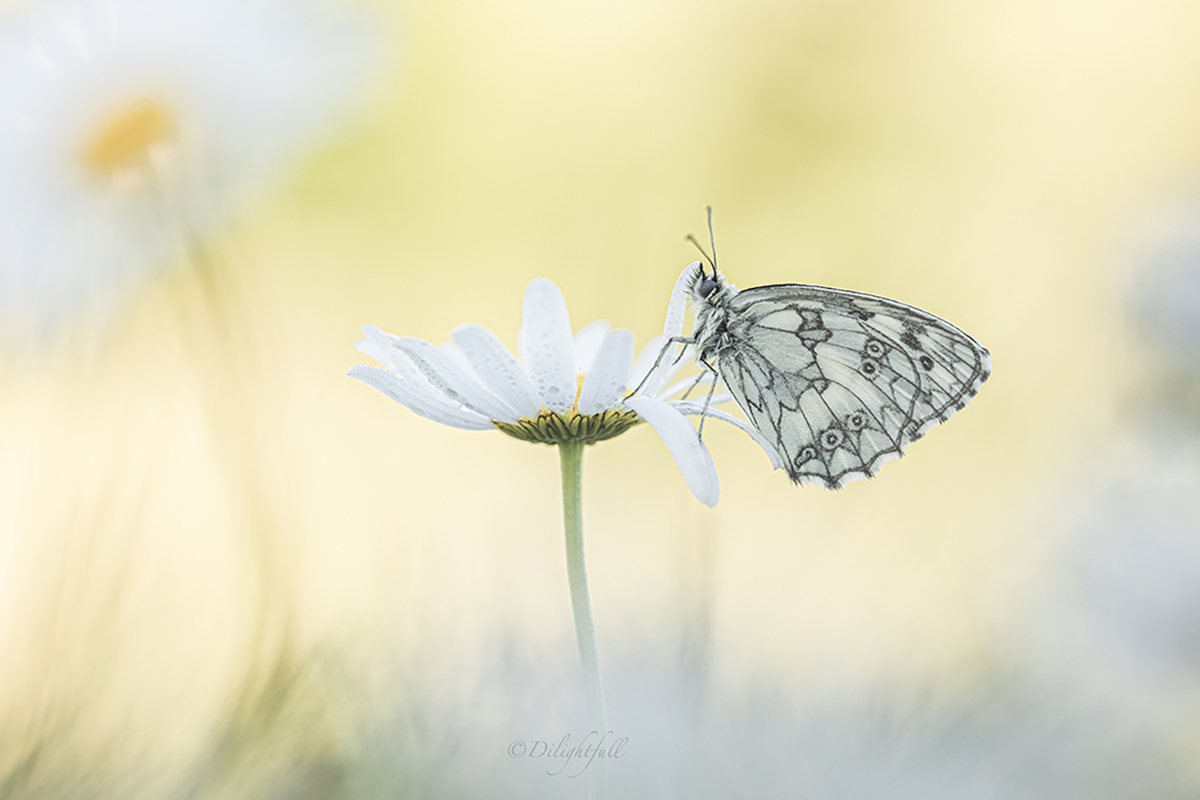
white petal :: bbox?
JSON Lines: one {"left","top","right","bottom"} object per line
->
{"left": 663, "top": 261, "right": 701, "bottom": 341}
{"left": 394, "top": 337, "right": 520, "bottom": 423}
{"left": 670, "top": 401, "right": 785, "bottom": 470}
{"left": 450, "top": 323, "right": 544, "bottom": 418}
{"left": 358, "top": 324, "right": 407, "bottom": 372}
{"left": 375, "top": 340, "right": 430, "bottom": 385}
{"left": 439, "top": 340, "right": 479, "bottom": 379}
{"left": 653, "top": 339, "right": 693, "bottom": 390}
{"left": 624, "top": 395, "right": 719, "bottom": 507}
{"left": 659, "top": 371, "right": 718, "bottom": 402}
{"left": 710, "top": 391, "right": 733, "bottom": 405}
{"left": 360, "top": 324, "right": 400, "bottom": 345}
{"left": 578, "top": 328, "right": 635, "bottom": 415}
{"left": 643, "top": 261, "right": 702, "bottom": 394}
{"left": 520, "top": 278, "right": 578, "bottom": 413}
{"left": 628, "top": 334, "right": 663, "bottom": 390}
{"left": 354, "top": 338, "right": 389, "bottom": 367}
{"left": 348, "top": 365, "right": 496, "bottom": 430}
{"left": 357, "top": 328, "right": 444, "bottom": 391}
{"left": 654, "top": 374, "right": 732, "bottom": 407}
{"left": 573, "top": 319, "right": 611, "bottom": 372}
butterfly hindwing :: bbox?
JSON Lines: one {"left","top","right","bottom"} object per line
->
{"left": 717, "top": 284, "right": 991, "bottom": 488}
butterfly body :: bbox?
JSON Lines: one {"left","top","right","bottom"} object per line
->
{"left": 685, "top": 266, "right": 991, "bottom": 489}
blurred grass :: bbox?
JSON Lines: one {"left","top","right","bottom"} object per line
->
{"left": 6, "top": 0, "right": 1200, "bottom": 796}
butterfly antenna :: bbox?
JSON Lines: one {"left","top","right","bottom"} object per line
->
{"left": 705, "top": 205, "right": 718, "bottom": 272}
{"left": 685, "top": 233, "right": 715, "bottom": 272}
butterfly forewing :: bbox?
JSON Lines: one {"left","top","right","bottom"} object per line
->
{"left": 717, "top": 283, "right": 991, "bottom": 488}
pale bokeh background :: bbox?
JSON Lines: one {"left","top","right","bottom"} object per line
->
{"left": 4, "top": 0, "right": 1200, "bottom": 797}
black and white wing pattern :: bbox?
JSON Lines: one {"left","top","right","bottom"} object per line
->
{"left": 715, "top": 284, "right": 991, "bottom": 489}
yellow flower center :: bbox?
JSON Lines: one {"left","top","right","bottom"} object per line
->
{"left": 494, "top": 407, "right": 641, "bottom": 446}
{"left": 573, "top": 372, "right": 586, "bottom": 410}
{"left": 81, "top": 98, "right": 176, "bottom": 176}
{"left": 494, "top": 371, "right": 641, "bottom": 445}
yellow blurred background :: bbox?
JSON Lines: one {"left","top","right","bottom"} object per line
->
{"left": 4, "top": 0, "right": 1200, "bottom": 796}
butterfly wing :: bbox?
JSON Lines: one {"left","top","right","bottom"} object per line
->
{"left": 714, "top": 283, "right": 991, "bottom": 488}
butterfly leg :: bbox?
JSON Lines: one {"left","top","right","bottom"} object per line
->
{"left": 677, "top": 370, "right": 712, "bottom": 401}
{"left": 695, "top": 356, "right": 721, "bottom": 440}
{"left": 625, "top": 335, "right": 697, "bottom": 398}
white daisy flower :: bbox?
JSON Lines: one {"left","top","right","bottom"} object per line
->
{"left": 349, "top": 265, "right": 783, "bottom": 507}
{"left": 0, "top": 0, "right": 379, "bottom": 334}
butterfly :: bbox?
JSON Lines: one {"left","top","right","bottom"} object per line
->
{"left": 673, "top": 210, "right": 991, "bottom": 489}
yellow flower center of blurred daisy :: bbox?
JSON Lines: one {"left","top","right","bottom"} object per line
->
{"left": 82, "top": 98, "right": 175, "bottom": 176}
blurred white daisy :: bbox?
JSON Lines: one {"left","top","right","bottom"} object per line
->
{"left": 0, "top": 0, "right": 380, "bottom": 334}
{"left": 349, "top": 266, "right": 783, "bottom": 507}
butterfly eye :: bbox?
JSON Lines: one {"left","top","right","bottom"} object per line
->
{"left": 864, "top": 339, "right": 885, "bottom": 357}
{"left": 919, "top": 355, "right": 935, "bottom": 371}
{"left": 860, "top": 357, "right": 880, "bottom": 377}
{"left": 820, "top": 429, "right": 844, "bottom": 450}
{"left": 699, "top": 277, "right": 720, "bottom": 298}
{"left": 846, "top": 412, "right": 866, "bottom": 431}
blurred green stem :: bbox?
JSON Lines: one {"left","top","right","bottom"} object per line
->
{"left": 180, "top": 229, "right": 287, "bottom": 653}
{"left": 559, "top": 440, "right": 607, "bottom": 800}
{"left": 176, "top": 226, "right": 302, "bottom": 799}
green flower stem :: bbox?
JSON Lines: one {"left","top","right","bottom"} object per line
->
{"left": 558, "top": 440, "right": 608, "bottom": 800}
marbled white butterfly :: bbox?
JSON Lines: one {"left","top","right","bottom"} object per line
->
{"left": 669, "top": 210, "right": 991, "bottom": 489}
